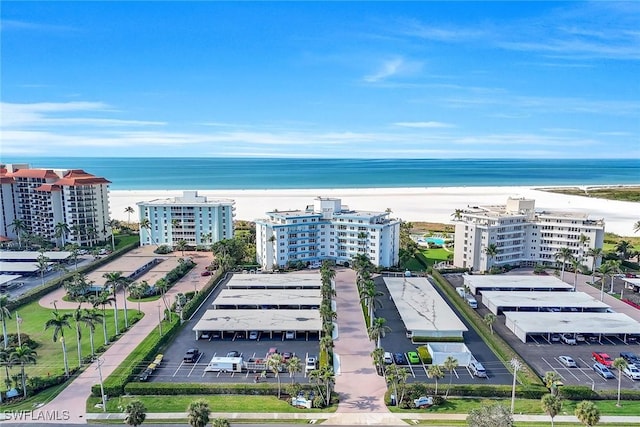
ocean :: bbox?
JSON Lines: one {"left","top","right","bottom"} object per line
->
{"left": 2, "top": 157, "right": 638, "bottom": 190}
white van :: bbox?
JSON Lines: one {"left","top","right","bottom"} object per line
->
{"left": 456, "top": 287, "right": 466, "bottom": 297}
{"left": 465, "top": 295, "right": 478, "bottom": 308}
{"left": 469, "top": 360, "right": 487, "bottom": 378}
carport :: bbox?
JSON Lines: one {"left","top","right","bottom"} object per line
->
{"left": 192, "top": 309, "right": 322, "bottom": 340}
{"left": 225, "top": 272, "right": 322, "bottom": 289}
{"left": 504, "top": 312, "right": 640, "bottom": 343}
{"left": 0, "top": 261, "right": 44, "bottom": 275}
{"left": 0, "top": 274, "right": 22, "bottom": 290}
{"left": 212, "top": 289, "right": 321, "bottom": 309}
{"left": 464, "top": 275, "right": 573, "bottom": 295}
{"left": 482, "top": 291, "right": 610, "bottom": 315}
{"left": 0, "top": 251, "right": 72, "bottom": 262}
{"left": 622, "top": 278, "right": 640, "bottom": 298}
{"left": 383, "top": 277, "right": 467, "bottom": 339}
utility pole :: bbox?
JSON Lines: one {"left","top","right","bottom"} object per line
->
{"left": 96, "top": 358, "right": 107, "bottom": 412}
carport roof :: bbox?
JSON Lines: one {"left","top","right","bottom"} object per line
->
{"left": 0, "top": 251, "right": 72, "bottom": 261}
{"left": 225, "top": 272, "right": 322, "bottom": 288}
{"left": 383, "top": 277, "right": 467, "bottom": 333}
{"left": 192, "top": 309, "right": 322, "bottom": 332}
{"left": 623, "top": 278, "right": 640, "bottom": 288}
{"left": 0, "top": 261, "right": 41, "bottom": 273}
{"left": 482, "top": 291, "right": 610, "bottom": 309}
{"left": 465, "top": 275, "right": 573, "bottom": 293}
{"left": 0, "top": 274, "right": 21, "bottom": 285}
{"left": 213, "top": 289, "right": 321, "bottom": 307}
{"left": 504, "top": 312, "right": 640, "bottom": 334}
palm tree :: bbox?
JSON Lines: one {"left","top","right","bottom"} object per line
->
{"left": 443, "top": 356, "right": 458, "bottom": 398}
{"left": 0, "top": 296, "right": 12, "bottom": 349}
{"left": 103, "top": 271, "right": 128, "bottom": 336}
{"left": 82, "top": 308, "right": 102, "bottom": 357}
{"left": 571, "top": 257, "right": 582, "bottom": 291}
{"left": 68, "top": 243, "right": 81, "bottom": 270}
{"left": 187, "top": 400, "right": 211, "bottom": 427}
{"left": 0, "top": 349, "right": 14, "bottom": 400}
{"left": 370, "top": 347, "right": 384, "bottom": 374}
{"left": 575, "top": 400, "right": 600, "bottom": 427}
{"left": 9, "top": 219, "right": 27, "bottom": 248}
{"left": 615, "top": 240, "right": 633, "bottom": 261}
{"left": 71, "top": 305, "right": 87, "bottom": 368}
{"left": 211, "top": 418, "right": 230, "bottom": 427}
{"left": 54, "top": 222, "right": 70, "bottom": 248}
{"left": 308, "top": 365, "right": 335, "bottom": 407}
{"left": 44, "top": 306, "right": 72, "bottom": 377}
{"left": 287, "top": 355, "right": 302, "bottom": 384}
{"left": 107, "top": 219, "right": 119, "bottom": 251}
{"left": 543, "top": 371, "right": 562, "bottom": 396}
{"left": 124, "top": 400, "right": 147, "bottom": 426}
{"left": 9, "top": 345, "right": 37, "bottom": 398}
{"left": 139, "top": 218, "right": 158, "bottom": 246}
{"left": 541, "top": 393, "right": 562, "bottom": 427}
{"left": 319, "top": 335, "right": 334, "bottom": 358}
{"left": 586, "top": 245, "right": 603, "bottom": 279}
{"left": 597, "top": 262, "right": 613, "bottom": 301}
{"left": 451, "top": 209, "right": 464, "bottom": 221}
{"left": 605, "top": 259, "right": 621, "bottom": 293}
{"left": 554, "top": 247, "right": 574, "bottom": 281}
{"left": 125, "top": 206, "right": 135, "bottom": 225}
{"left": 175, "top": 239, "right": 188, "bottom": 257}
{"left": 484, "top": 313, "right": 497, "bottom": 334}
{"left": 155, "top": 277, "right": 170, "bottom": 313}
{"left": 360, "top": 279, "right": 383, "bottom": 328}
{"left": 91, "top": 291, "right": 114, "bottom": 345}
{"left": 266, "top": 353, "right": 284, "bottom": 398}
{"left": 427, "top": 364, "right": 445, "bottom": 395}
{"left": 484, "top": 243, "right": 498, "bottom": 271}
{"left": 612, "top": 357, "right": 628, "bottom": 407}
{"left": 36, "top": 254, "right": 50, "bottom": 285}
{"left": 367, "top": 317, "right": 391, "bottom": 348}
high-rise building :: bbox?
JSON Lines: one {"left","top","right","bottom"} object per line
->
{"left": 0, "top": 164, "right": 111, "bottom": 246}
{"left": 453, "top": 197, "right": 605, "bottom": 272}
{"left": 137, "top": 191, "right": 234, "bottom": 247}
{"left": 256, "top": 197, "right": 400, "bottom": 270}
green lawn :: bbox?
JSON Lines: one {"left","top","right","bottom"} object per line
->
{"left": 401, "top": 247, "right": 454, "bottom": 271}
{"left": 86, "top": 394, "right": 338, "bottom": 413}
{"left": 2, "top": 299, "right": 139, "bottom": 380}
{"left": 389, "top": 397, "right": 640, "bottom": 416}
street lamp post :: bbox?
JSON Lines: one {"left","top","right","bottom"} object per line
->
{"left": 510, "top": 358, "right": 522, "bottom": 413}
{"left": 96, "top": 358, "right": 107, "bottom": 412}
{"left": 158, "top": 304, "right": 163, "bottom": 336}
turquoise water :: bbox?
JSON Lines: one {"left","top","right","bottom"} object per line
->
{"left": 426, "top": 237, "right": 446, "bottom": 245}
{"left": 1, "top": 157, "right": 638, "bottom": 190}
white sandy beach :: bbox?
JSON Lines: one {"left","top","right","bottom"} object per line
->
{"left": 109, "top": 186, "right": 639, "bottom": 236}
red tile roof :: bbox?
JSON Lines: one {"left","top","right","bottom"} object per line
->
{"left": 35, "top": 184, "right": 61, "bottom": 192}
{"left": 55, "top": 169, "right": 111, "bottom": 186}
{"left": 9, "top": 169, "right": 60, "bottom": 179}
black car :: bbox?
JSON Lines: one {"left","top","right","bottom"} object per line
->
{"left": 620, "top": 351, "right": 640, "bottom": 364}
{"left": 139, "top": 368, "right": 153, "bottom": 381}
{"left": 393, "top": 352, "right": 407, "bottom": 365}
{"left": 183, "top": 348, "right": 200, "bottom": 363}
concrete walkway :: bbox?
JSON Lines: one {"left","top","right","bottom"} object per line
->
{"left": 325, "top": 269, "right": 403, "bottom": 425}
{"left": 22, "top": 249, "right": 213, "bottom": 424}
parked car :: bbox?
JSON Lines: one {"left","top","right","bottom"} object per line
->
{"left": 456, "top": 287, "right": 466, "bottom": 297}
{"left": 558, "top": 356, "right": 578, "bottom": 368}
{"left": 383, "top": 352, "right": 394, "bottom": 364}
{"left": 267, "top": 347, "right": 278, "bottom": 358}
{"left": 407, "top": 352, "right": 420, "bottom": 364}
{"left": 285, "top": 331, "right": 296, "bottom": 340}
{"left": 623, "top": 364, "right": 640, "bottom": 380}
{"left": 199, "top": 332, "right": 211, "bottom": 340}
{"left": 585, "top": 333, "right": 599, "bottom": 343}
{"left": 139, "top": 368, "right": 153, "bottom": 381}
{"left": 561, "top": 333, "right": 577, "bottom": 345}
{"left": 305, "top": 355, "right": 317, "bottom": 372}
{"left": 249, "top": 331, "right": 259, "bottom": 340}
{"left": 201, "top": 270, "right": 211, "bottom": 276}
{"left": 469, "top": 360, "right": 487, "bottom": 378}
{"left": 575, "top": 334, "right": 586, "bottom": 343}
{"left": 620, "top": 352, "right": 640, "bottom": 365}
{"left": 550, "top": 333, "right": 561, "bottom": 343}
{"left": 592, "top": 352, "right": 613, "bottom": 367}
{"left": 183, "top": 348, "right": 200, "bottom": 363}
{"left": 282, "top": 351, "right": 293, "bottom": 362}
{"left": 393, "top": 352, "right": 407, "bottom": 365}
{"left": 226, "top": 350, "right": 241, "bottom": 358}
{"left": 593, "top": 362, "right": 615, "bottom": 379}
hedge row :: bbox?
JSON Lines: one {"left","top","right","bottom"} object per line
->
{"left": 414, "top": 252, "right": 430, "bottom": 270}
{"left": 416, "top": 346, "right": 432, "bottom": 364}
{"left": 91, "top": 313, "right": 181, "bottom": 397}
{"left": 431, "top": 270, "right": 541, "bottom": 386}
{"left": 412, "top": 336, "right": 464, "bottom": 343}
{"left": 125, "top": 382, "right": 316, "bottom": 396}
{"left": 8, "top": 239, "right": 140, "bottom": 310}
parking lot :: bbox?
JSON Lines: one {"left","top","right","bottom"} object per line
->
{"left": 145, "top": 274, "right": 321, "bottom": 384}
{"left": 445, "top": 271, "right": 640, "bottom": 391}
{"left": 375, "top": 275, "right": 512, "bottom": 386}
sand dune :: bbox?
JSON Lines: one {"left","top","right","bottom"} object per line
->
{"left": 109, "top": 186, "right": 639, "bottom": 236}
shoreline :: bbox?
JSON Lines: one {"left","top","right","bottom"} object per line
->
{"left": 109, "top": 185, "right": 639, "bottom": 236}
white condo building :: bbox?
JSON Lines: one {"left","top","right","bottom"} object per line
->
{"left": 137, "top": 191, "right": 234, "bottom": 248}
{"left": 453, "top": 197, "right": 605, "bottom": 272}
{"left": 255, "top": 197, "right": 400, "bottom": 270}
{"left": 0, "top": 164, "right": 111, "bottom": 246}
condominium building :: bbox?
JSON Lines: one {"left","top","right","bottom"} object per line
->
{"left": 453, "top": 197, "right": 605, "bottom": 272}
{"left": 137, "top": 191, "right": 234, "bottom": 247}
{"left": 255, "top": 197, "right": 400, "bottom": 270}
{"left": 0, "top": 163, "right": 111, "bottom": 246}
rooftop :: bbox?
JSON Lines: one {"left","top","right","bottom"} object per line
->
{"left": 225, "top": 272, "right": 322, "bottom": 289}
{"left": 463, "top": 274, "right": 574, "bottom": 293}
{"left": 481, "top": 291, "right": 610, "bottom": 310}
{"left": 0, "top": 251, "right": 72, "bottom": 262}
{"left": 212, "top": 289, "right": 321, "bottom": 308}
{"left": 192, "top": 309, "right": 322, "bottom": 332}
{"left": 505, "top": 312, "right": 640, "bottom": 335}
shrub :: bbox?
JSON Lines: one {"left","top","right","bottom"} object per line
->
{"left": 182, "top": 270, "right": 224, "bottom": 319}
{"left": 124, "top": 382, "right": 316, "bottom": 396}
{"left": 412, "top": 336, "right": 464, "bottom": 343}
{"left": 559, "top": 386, "right": 599, "bottom": 400}
{"left": 154, "top": 245, "right": 173, "bottom": 254}
{"left": 416, "top": 346, "right": 432, "bottom": 364}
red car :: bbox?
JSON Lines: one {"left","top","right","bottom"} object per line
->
{"left": 592, "top": 352, "right": 613, "bottom": 367}
{"left": 201, "top": 270, "right": 211, "bottom": 276}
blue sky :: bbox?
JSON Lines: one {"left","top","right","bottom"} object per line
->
{"left": 1, "top": 1, "right": 639, "bottom": 159}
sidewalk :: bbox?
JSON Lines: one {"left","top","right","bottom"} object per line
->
{"left": 23, "top": 250, "right": 213, "bottom": 425}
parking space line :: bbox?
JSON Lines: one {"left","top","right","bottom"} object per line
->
{"left": 464, "top": 366, "right": 474, "bottom": 379}
{"left": 188, "top": 355, "right": 203, "bottom": 377}
{"left": 172, "top": 361, "right": 184, "bottom": 377}
{"left": 406, "top": 363, "right": 416, "bottom": 378}
{"left": 453, "top": 368, "right": 459, "bottom": 379}
{"left": 530, "top": 335, "right": 540, "bottom": 345}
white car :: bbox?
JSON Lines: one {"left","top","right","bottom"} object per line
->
{"left": 249, "top": 331, "right": 259, "bottom": 340}
{"left": 305, "top": 356, "right": 317, "bottom": 372}
{"left": 623, "top": 364, "right": 640, "bottom": 380}
{"left": 285, "top": 331, "right": 295, "bottom": 340}
{"left": 558, "top": 356, "right": 578, "bottom": 368}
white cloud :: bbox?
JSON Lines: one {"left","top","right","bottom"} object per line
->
{"left": 363, "top": 57, "right": 422, "bottom": 83}
{"left": 393, "top": 121, "right": 454, "bottom": 129}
